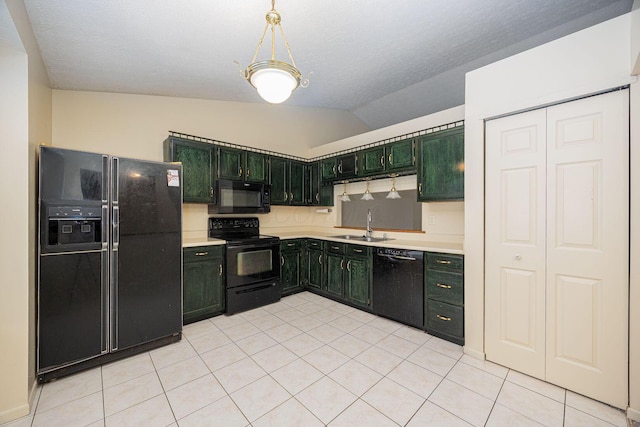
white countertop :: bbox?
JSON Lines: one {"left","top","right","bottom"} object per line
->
{"left": 183, "top": 230, "right": 463, "bottom": 254}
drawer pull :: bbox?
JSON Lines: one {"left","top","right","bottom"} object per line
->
{"left": 195, "top": 251, "right": 208, "bottom": 256}
{"left": 287, "top": 243, "right": 295, "bottom": 247}
{"left": 436, "top": 283, "right": 452, "bottom": 289}
{"left": 353, "top": 249, "right": 363, "bottom": 253}
{"left": 331, "top": 246, "right": 340, "bottom": 250}
{"left": 436, "top": 314, "right": 452, "bottom": 322}
{"left": 436, "top": 260, "right": 451, "bottom": 265}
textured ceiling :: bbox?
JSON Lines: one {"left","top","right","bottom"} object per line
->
{"left": 23, "top": 0, "right": 633, "bottom": 130}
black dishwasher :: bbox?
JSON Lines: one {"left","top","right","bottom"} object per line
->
{"left": 373, "top": 248, "right": 424, "bottom": 329}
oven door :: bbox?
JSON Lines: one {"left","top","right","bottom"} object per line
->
{"left": 226, "top": 241, "right": 280, "bottom": 288}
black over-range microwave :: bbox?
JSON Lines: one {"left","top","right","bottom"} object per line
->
{"left": 208, "top": 179, "right": 271, "bottom": 214}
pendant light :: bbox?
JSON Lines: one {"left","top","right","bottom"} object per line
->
{"left": 340, "top": 182, "right": 351, "bottom": 202}
{"left": 386, "top": 176, "right": 401, "bottom": 199}
{"left": 361, "top": 180, "right": 374, "bottom": 201}
{"left": 237, "top": 0, "right": 309, "bottom": 104}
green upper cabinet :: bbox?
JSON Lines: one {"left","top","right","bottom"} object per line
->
{"left": 218, "top": 147, "right": 269, "bottom": 184}
{"left": 163, "top": 137, "right": 216, "bottom": 203}
{"left": 359, "top": 146, "right": 385, "bottom": 176}
{"left": 218, "top": 147, "right": 244, "bottom": 181}
{"left": 245, "top": 152, "right": 269, "bottom": 184}
{"left": 321, "top": 158, "right": 337, "bottom": 182}
{"left": 289, "top": 161, "right": 306, "bottom": 206}
{"left": 385, "top": 138, "right": 415, "bottom": 172}
{"left": 336, "top": 153, "right": 357, "bottom": 179}
{"left": 417, "top": 126, "right": 464, "bottom": 201}
{"left": 319, "top": 184, "right": 334, "bottom": 207}
{"left": 269, "top": 157, "right": 307, "bottom": 206}
{"left": 270, "top": 156, "right": 289, "bottom": 205}
{"left": 307, "top": 162, "right": 334, "bottom": 206}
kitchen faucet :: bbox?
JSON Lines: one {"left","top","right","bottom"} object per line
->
{"left": 365, "top": 209, "right": 373, "bottom": 238}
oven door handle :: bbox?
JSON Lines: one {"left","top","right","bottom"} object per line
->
{"left": 227, "top": 242, "right": 277, "bottom": 250}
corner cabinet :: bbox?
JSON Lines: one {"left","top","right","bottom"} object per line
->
{"left": 424, "top": 252, "right": 464, "bottom": 345}
{"left": 163, "top": 137, "right": 216, "bottom": 203}
{"left": 280, "top": 239, "right": 305, "bottom": 296}
{"left": 183, "top": 245, "right": 225, "bottom": 324}
{"left": 417, "top": 126, "right": 464, "bottom": 201}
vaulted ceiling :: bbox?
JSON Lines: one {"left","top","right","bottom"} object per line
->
{"left": 22, "top": 0, "right": 634, "bottom": 130}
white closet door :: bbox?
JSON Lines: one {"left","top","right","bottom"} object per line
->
{"left": 545, "top": 90, "right": 628, "bottom": 408}
{"left": 485, "top": 109, "right": 547, "bottom": 378}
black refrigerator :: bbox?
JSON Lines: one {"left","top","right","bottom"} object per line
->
{"left": 37, "top": 146, "right": 183, "bottom": 381}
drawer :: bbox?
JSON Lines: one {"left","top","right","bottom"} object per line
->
{"left": 346, "top": 244, "right": 370, "bottom": 257}
{"left": 281, "top": 239, "right": 304, "bottom": 252}
{"left": 426, "top": 299, "right": 464, "bottom": 339}
{"left": 426, "top": 252, "right": 464, "bottom": 272}
{"left": 426, "top": 270, "right": 463, "bottom": 306}
{"left": 183, "top": 245, "right": 223, "bottom": 262}
{"left": 306, "top": 239, "right": 324, "bottom": 250}
{"left": 326, "top": 242, "right": 346, "bottom": 255}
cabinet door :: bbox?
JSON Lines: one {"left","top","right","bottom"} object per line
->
{"left": 386, "top": 138, "right": 415, "bottom": 172}
{"left": 218, "top": 147, "right": 244, "bottom": 181}
{"left": 319, "top": 184, "right": 334, "bottom": 207}
{"left": 345, "top": 256, "right": 371, "bottom": 308}
{"left": 359, "top": 146, "right": 385, "bottom": 176}
{"left": 325, "top": 253, "right": 344, "bottom": 298}
{"left": 336, "top": 153, "right": 357, "bottom": 179}
{"left": 417, "top": 127, "right": 464, "bottom": 201}
{"left": 307, "top": 162, "right": 320, "bottom": 205}
{"left": 165, "top": 138, "right": 215, "bottom": 203}
{"left": 289, "top": 161, "right": 306, "bottom": 206}
{"left": 183, "top": 254, "right": 224, "bottom": 324}
{"left": 321, "top": 158, "right": 337, "bottom": 182}
{"left": 245, "top": 152, "right": 269, "bottom": 184}
{"left": 307, "top": 249, "right": 324, "bottom": 290}
{"left": 270, "top": 157, "right": 289, "bottom": 205}
{"left": 281, "top": 251, "right": 302, "bottom": 295}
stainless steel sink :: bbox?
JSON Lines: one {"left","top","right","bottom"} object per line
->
{"left": 329, "top": 234, "right": 394, "bottom": 242}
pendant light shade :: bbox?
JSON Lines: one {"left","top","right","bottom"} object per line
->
{"left": 386, "top": 177, "right": 401, "bottom": 199}
{"left": 340, "top": 182, "right": 351, "bottom": 202}
{"left": 361, "top": 180, "right": 374, "bottom": 201}
{"left": 237, "top": 0, "right": 309, "bottom": 104}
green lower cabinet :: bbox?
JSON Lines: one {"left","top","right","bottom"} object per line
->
{"left": 344, "top": 255, "right": 371, "bottom": 308}
{"left": 425, "top": 252, "right": 464, "bottom": 345}
{"left": 280, "top": 240, "right": 305, "bottom": 296}
{"left": 306, "top": 248, "right": 324, "bottom": 290}
{"left": 325, "top": 253, "right": 344, "bottom": 298}
{"left": 183, "top": 246, "right": 225, "bottom": 324}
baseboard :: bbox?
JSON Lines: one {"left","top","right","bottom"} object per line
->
{"left": 463, "top": 346, "right": 485, "bottom": 361}
{"left": 29, "top": 378, "right": 39, "bottom": 408}
{"left": 627, "top": 406, "right": 640, "bottom": 422}
{"left": 0, "top": 402, "right": 30, "bottom": 425}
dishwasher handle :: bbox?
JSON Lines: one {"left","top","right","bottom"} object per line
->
{"left": 376, "top": 253, "right": 417, "bottom": 261}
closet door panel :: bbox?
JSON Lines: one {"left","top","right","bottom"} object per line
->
{"left": 485, "top": 109, "right": 547, "bottom": 378}
{"left": 545, "top": 90, "right": 629, "bottom": 408}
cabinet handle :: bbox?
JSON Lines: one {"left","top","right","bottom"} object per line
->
{"left": 340, "top": 259, "right": 344, "bottom": 270}
{"left": 284, "top": 192, "right": 288, "bottom": 201}
{"left": 418, "top": 183, "right": 423, "bottom": 195}
{"left": 290, "top": 192, "right": 294, "bottom": 202}
{"left": 388, "top": 153, "right": 393, "bottom": 165}
{"left": 195, "top": 251, "right": 208, "bottom": 256}
{"left": 318, "top": 254, "right": 322, "bottom": 264}
{"left": 287, "top": 243, "right": 295, "bottom": 247}
{"left": 331, "top": 246, "right": 340, "bottom": 250}
{"left": 316, "top": 193, "right": 320, "bottom": 203}
{"left": 338, "top": 162, "right": 343, "bottom": 174}
{"left": 436, "top": 259, "right": 451, "bottom": 265}
{"left": 436, "top": 314, "right": 452, "bottom": 321}
{"left": 239, "top": 166, "right": 243, "bottom": 177}
{"left": 380, "top": 155, "right": 384, "bottom": 167}
{"left": 210, "top": 186, "right": 214, "bottom": 198}
{"left": 347, "top": 260, "right": 351, "bottom": 271}
{"left": 219, "top": 264, "right": 223, "bottom": 276}
{"left": 353, "top": 249, "right": 363, "bottom": 253}
{"left": 332, "top": 165, "right": 336, "bottom": 174}
{"left": 436, "top": 283, "right": 452, "bottom": 289}
{"left": 281, "top": 256, "right": 285, "bottom": 266}
{"left": 246, "top": 168, "right": 250, "bottom": 177}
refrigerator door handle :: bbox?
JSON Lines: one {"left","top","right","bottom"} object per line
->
{"left": 102, "top": 155, "right": 109, "bottom": 203}
{"left": 112, "top": 157, "right": 119, "bottom": 203}
{"left": 101, "top": 249, "right": 109, "bottom": 354}
{"left": 110, "top": 246, "right": 118, "bottom": 351}
{"left": 112, "top": 206, "right": 119, "bottom": 248}
{"left": 101, "top": 206, "right": 109, "bottom": 249}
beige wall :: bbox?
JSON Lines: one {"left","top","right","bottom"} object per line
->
{"left": 464, "top": 13, "right": 637, "bottom": 417}
{"left": 52, "top": 90, "right": 370, "bottom": 160}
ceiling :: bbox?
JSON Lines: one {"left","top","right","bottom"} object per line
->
{"left": 22, "top": 0, "right": 633, "bottom": 130}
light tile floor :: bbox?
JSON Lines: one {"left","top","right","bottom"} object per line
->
{"left": 3, "top": 292, "right": 632, "bottom": 427}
